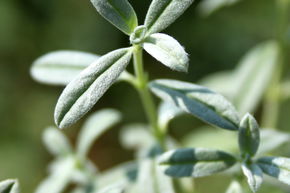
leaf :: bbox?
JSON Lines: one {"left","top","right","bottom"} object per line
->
{"left": 97, "top": 183, "right": 125, "bottom": 193}
{"left": 76, "top": 109, "right": 121, "bottom": 158}
{"left": 158, "top": 148, "right": 237, "bottom": 177}
{"left": 258, "top": 129, "right": 290, "bottom": 155}
{"left": 137, "top": 158, "right": 175, "bottom": 193}
{"left": 143, "top": 33, "right": 189, "bottom": 72}
{"left": 241, "top": 163, "right": 263, "bottom": 192}
{"left": 238, "top": 113, "right": 260, "bottom": 157}
{"left": 182, "top": 126, "right": 237, "bottom": 153}
{"left": 0, "top": 179, "right": 19, "bottom": 193}
{"left": 144, "top": 0, "right": 194, "bottom": 35}
{"left": 90, "top": 0, "right": 138, "bottom": 35}
{"left": 43, "top": 127, "right": 72, "bottom": 157}
{"left": 149, "top": 79, "right": 240, "bottom": 130}
{"left": 54, "top": 48, "right": 132, "bottom": 129}
{"left": 198, "top": 0, "right": 240, "bottom": 17}
{"left": 225, "top": 180, "right": 242, "bottom": 193}
{"left": 257, "top": 156, "right": 290, "bottom": 185}
{"left": 98, "top": 162, "right": 138, "bottom": 190}
{"left": 119, "top": 124, "right": 154, "bottom": 150}
{"left": 231, "top": 41, "right": 279, "bottom": 114}
{"left": 31, "top": 51, "right": 99, "bottom": 86}
{"left": 35, "top": 157, "right": 75, "bottom": 193}
{"left": 158, "top": 101, "right": 183, "bottom": 131}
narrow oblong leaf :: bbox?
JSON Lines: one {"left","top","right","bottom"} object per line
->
{"left": 149, "top": 79, "right": 240, "bottom": 130}
{"left": 225, "top": 180, "right": 242, "bottom": 193}
{"left": 144, "top": 0, "right": 194, "bottom": 35}
{"left": 36, "top": 157, "right": 75, "bottom": 193}
{"left": 198, "top": 0, "right": 240, "bottom": 17}
{"left": 158, "top": 148, "right": 237, "bottom": 177}
{"left": 241, "top": 163, "right": 263, "bottom": 192}
{"left": 0, "top": 179, "right": 19, "bottom": 193}
{"left": 143, "top": 33, "right": 189, "bottom": 72}
{"left": 54, "top": 48, "right": 132, "bottom": 129}
{"left": 257, "top": 156, "right": 290, "bottom": 185}
{"left": 77, "top": 109, "right": 121, "bottom": 158}
{"left": 90, "top": 0, "right": 138, "bottom": 35}
{"left": 31, "top": 51, "right": 99, "bottom": 86}
{"left": 158, "top": 101, "right": 183, "bottom": 131}
{"left": 238, "top": 113, "right": 260, "bottom": 157}
{"left": 258, "top": 129, "right": 290, "bottom": 155}
{"left": 232, "top": 41, "right": 279, "bottom": 114}
{"left": 43, "top": 127, "right": 72, "bottom": 157}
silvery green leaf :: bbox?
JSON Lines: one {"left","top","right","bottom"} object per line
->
{"left": 144, "top": 0, "right": 194, "bottom": 35}
{"left": 54, "top": 48, "right": 132, "bottom": 129}
{"left": 158, "top": 148, "right": 237, "bottom": 177}
{"left": 149, "top": 79, "right": 240, "bottom": 130}
{"left": 77, "top": 109, "right": 121, "bottom": 158}
{"left": 238, "top": 113, "right": 260, "bottom": 157}
{"left": 98, "top": 162, "right": 138, "bottom": 189}
{"left": 31, "top": 51, "right": 99, "bottom": 86}
{"left": 225, "top": 180, "right": 242, "bottom": 193}
{"left": 232, "top": 41, "right": 279, "bottom": 114}
{"left": 158, "top": 101, "right": 183, "bottom": 131}
{"left": 119, "top": 124, "right": 154, "bottom": 150}
{"left": 199, "top": 71, "right": 235, "bottom": 100}
{"left": 258, "top": 129, "right": 290, "bottom": 155}
{"left": 90, "top": 0, "right": 138, "bottom": 35}
{"left": 137, "top": 158, "right": 175, "bottom": 193}
{"left": 258, "top": 156, "right": 290, "bottom": 185}
{"left": 143, "top": 33, "right": 189, "bottom": 72}
{"left": 0, "top": 179, "right": 19, "bottom": 193}
{"left": 97, "top": 183, "right": 125, "bottom": 193}
{"left": 182, "top": 126, "right": 237, "bottom": 153}
{"left": 35, "top": 156, "right": 75, "bottom": 193}
{"left": 43, "top": 127, "right": 72, "bottom": 157}
{"left": 241, "top": 163, "right": 263, "bottom": 192}
{"left": 198, "top": 0, "right": 240, "bottom": 17}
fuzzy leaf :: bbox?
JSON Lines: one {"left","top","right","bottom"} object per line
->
{"left": 225, "top": 180, "right": 242, "bottom": 193}
{"left": 77, "top": 109, "right": 121, "bottom": 158}
{"left": 31, "top": 51, "right": 99, "bottom": 86}
{"left": 97, "top": 184, "right": 125, "bottom": 193}
{"left": 0, "top": 180, "right": 19, "bottom": 193}
{"left": 158, "top": 101, "right": 183, "bottom": 131}
{"left": 54, "top": 48, "right": 132, "bottom": 129}
{"left": 158, "top": 148, "right": 237, "bottom": 177}
{"left": 149, "top": 79, "right": 240, "bottom": 130}
{"left": 258, "top": 129, "right": 290, "bottom": 155}
{"left": 241, "top": 163, "right": 263, "bottom": 192}
{"left": 232, "top": 41, "right": 279, "bottom": 114}
{"left": 257, "top": 156, "right": 290, "bottom": 185}
{"left": 36, "top": 157, "right": 75, "bottom": 193}
{"left": 198, "top": 0, "right": 240, "bottom": 16}
{"left": 143, "top": 33, "right": 189, "bottom": 72}
{"left": 120, "top": 124, "right": 154, "bottom": 150}
{"left": 90, "top": 0, "right": 137, "bottom": 35}
{"left": 137, "top": 158, "right": 175, "bottom": 193}
{"left": 238, "top": 113, "right": 260, "bottom": 157}
{"left": 97, "top": 162, "right": 138, "bottom": 189}
{"left": 144, "top": 0, "right": 194, "bottom": 35}
{"left": 43, "top": 127, "right": 72, "bottom": 157}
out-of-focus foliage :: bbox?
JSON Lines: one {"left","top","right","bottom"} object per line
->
{"left": 0, "top": 0, "right": 285, "bottom": 192}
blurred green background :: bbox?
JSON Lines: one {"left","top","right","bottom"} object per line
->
{"left": 0, "top": 0, "right": 282, "bottom": 192}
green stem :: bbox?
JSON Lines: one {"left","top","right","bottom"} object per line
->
{"left": 132, "top": 45, "right": 166, "bottom": 149}
{"left": 261, "top": 0, "right": 289, "bottom": 128}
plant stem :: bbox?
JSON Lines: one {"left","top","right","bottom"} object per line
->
{"left": 261, "top": 0, "right": 289, "bottom": 128}
{"left": 132, "top": 45, "right": 166, "bottom": 149}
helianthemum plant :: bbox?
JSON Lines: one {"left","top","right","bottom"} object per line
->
{"left": 24, "top": 0, "right": 290, "bottom": 193}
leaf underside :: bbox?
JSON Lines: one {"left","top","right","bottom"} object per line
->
{"left": 54, "top": 48, "right": 132, "bottom": 129}
{"left": 150, "top": 79, "right": 240, "bottom": 130}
